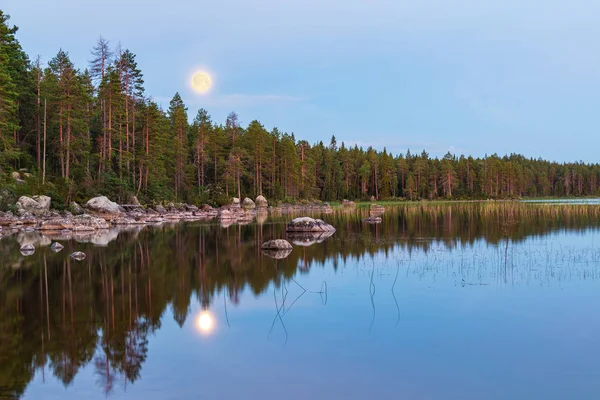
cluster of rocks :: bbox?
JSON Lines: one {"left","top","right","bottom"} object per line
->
{"left": 4, "top": 194, "right": 346, "bottom": 259}
{"left": 260, "top": 217, "right": 337, "bottom": 259}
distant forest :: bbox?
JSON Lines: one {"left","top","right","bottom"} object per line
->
{"left": 1, "top": 10, "right": 599, "bottom": 208}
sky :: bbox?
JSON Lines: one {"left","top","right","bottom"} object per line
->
{"left": 4, "top": 0, "right": 600, "bottom": 162}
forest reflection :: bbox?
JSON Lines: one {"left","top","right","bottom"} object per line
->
{"left": 1, "top": 202, "right": 600, "bottom": 398}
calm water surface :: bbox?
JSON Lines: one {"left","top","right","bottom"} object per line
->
{"left": 2, "top": 203, "right": 600, "bottom": 399}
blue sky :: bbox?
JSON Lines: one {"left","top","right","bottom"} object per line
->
{"left": 5, "top": 0, "right": 599, "bottom": 162}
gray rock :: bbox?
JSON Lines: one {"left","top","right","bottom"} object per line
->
{"left": 286, "top": 217, "right": 336, "bottom": 233}
{"left": 50, "top": 242, "right": 64, "bottom": 252}
{"left": 242, "top": 197, "right": 256, "bottom": 210}
{"left": 342, "top": 199, "right": 356, "bottom": 207}
{"left": 131, "top": 196, "right": 141, "bottom": 206}
{"left": 232, "top": 197, "right": 240, "bottom": 208}
{"left": 261, "top": 239, "right": 293, "bottom": 250}
{"left": 20, "top": 244, "right": 35, "bottom": 256}
{"left": 69, "top": 251, "right": 86, "bottom": 261}
{"left": 85, "top": 196, "right": 124, "bottom": 214}
{"left": 70, "top": 202, "right": 84, "bottom": 215}
{"left": 154, "top": 205, "right": 167, "bottom": 214}
{"left": 16, "top": 195, "right": 51, "bottom": 216}
{"left": 11, "top": 171, "right": 21, "bottom": 180}
{"left": 255, "top": 195, "right": 268, "bottom": 208}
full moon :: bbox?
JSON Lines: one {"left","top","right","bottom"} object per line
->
{"left": 191, "top": 71, "right": 212, "bottom": 94}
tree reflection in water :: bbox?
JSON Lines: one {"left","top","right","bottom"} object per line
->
{"left": 1, "top": 202, "right": 600, "bottom": 397}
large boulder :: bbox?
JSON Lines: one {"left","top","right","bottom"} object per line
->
{"left": 16, "top": 195, "right": 51, "bottom": 216}
{"left": 261, "top": 239, "right": 293, "bottom": 250}
{"left": 242, "top": 197, "right": 256, "bottom": 210}
{"left": 255, "top": 195, "right": 268, "bottom": 208}
{"left": 286, "top": 217, "right": 336, "bottom": 233}
{"left": 86, "top": 196, "right": 124, "bottom": 215}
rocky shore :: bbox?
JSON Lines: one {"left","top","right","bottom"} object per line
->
{"left": 0, "top": 194, "right": 335, "bottom": 240}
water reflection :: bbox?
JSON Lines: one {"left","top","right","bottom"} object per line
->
{"left": 196, "top": 310, "right": 216, "bottom": 335}
{"left": 1, "top": 203, "right": 600, "bottom": 399}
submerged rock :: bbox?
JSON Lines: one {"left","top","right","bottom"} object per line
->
{"left": 261, "top": 239, "right": 293, "bottom": 250}
{"left": 286, "top": 217, "right": 336, "bottom": 233}
{"left": 50, "top": 242, "right": 64, "bottom": 252}
{"left": 20, "top": 244, "right": 35, "bottom": 256}
{"left": 69, "top": 251, "right": 86, "bottom": 261}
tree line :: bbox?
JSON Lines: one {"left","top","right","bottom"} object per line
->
{"left": 2, "top": 9, "right": 599, "bottom": 207}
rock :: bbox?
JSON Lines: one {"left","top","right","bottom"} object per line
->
{"left": 154, "top": 205, "right": 167, "bottom": 214}
{"left": 242, "top": 197, "right": 255, "bottom": 210}
{"left": 16, "top": 195, "right": 51, "bottom": 216}
{"left": 200, "top": 204, "right": 212, "bottom": 211}
{"left": 11, "top": 171, "right": 21, "bottom": 180}
{"left": 131, "top": 196, "right": 141, "bottom": 206}
{"left": 69, "top": 251, "right": 86, "bottom": 261}
{"left": 74, "top": 214, "right": 110, "bottom": 230}
{"left": 218, "top": 209, "right": 236, "bottom": 220}
{"left": 261, "top": 248, "right": 293, "bottom": 260}
{"left": 40, "top": 219, "right": 74, "bottom": 231}
{"left": 70, "top": 202, "right": 84, "bottom": 215}
{"left": 50, "top": 242, "right": 64, "bottom": 252}
{"left": 232, "top": 197, "right": 240, "bottom": 208}
{"left": 286, "top": 217, "right": 336, "bottom": 233}
{"left": 261, "top": 239, "right": 293, "bottom": 250}
{"left": 342, "top": 199, "right": 356, "bottom": 207}
{"left": 363, "top": 216, "right": 382, "bottom": 224}
{"left": 255, "top": 195, "right": 268, "bottom": 208}
{"left": 85, "top": 196, "right": 124, "bottom": 215}
{"left": 370, "top": 196, "right": 376, "bottom": 201}
{"left": 20, "top": 244, "right": 35, "bottom": 256}
{"left": 370, "top": 204, "right": 385, "bottom": 215}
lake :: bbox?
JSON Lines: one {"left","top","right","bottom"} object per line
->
{"left": 2, "top": 202, "right": 600, "bottom": 399}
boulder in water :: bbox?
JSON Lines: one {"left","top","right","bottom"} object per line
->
{"left": 286, "top": 217, "right": 336, "bottom": 233}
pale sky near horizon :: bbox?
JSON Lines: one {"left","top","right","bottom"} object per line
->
{"left": 4, "top": 0, "right": 600, "bottom": 162}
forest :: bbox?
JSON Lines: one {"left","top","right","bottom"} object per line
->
{"left": 2, "top": 9, "right": 600, "bottom": 209}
